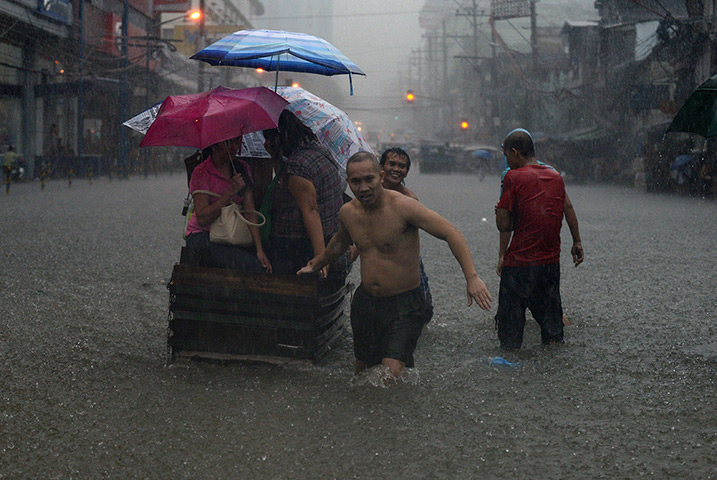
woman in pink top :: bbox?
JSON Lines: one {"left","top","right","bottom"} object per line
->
{"left": 185, "top": 136, "right": 272, "bottom": 272}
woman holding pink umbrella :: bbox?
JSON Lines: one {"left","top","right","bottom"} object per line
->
{"left": 185, "top": 136, "right": 272, "bottom": 272}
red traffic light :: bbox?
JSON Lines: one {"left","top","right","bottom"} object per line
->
{"left": 406, "top": 90, "right": 415, "bottom": 103}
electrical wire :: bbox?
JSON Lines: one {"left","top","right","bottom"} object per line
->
{"left": 628, "top": 0, "right": 667, "bottom": 19}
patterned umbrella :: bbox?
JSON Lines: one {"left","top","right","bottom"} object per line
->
{"left": 190, "top": 29, "right": 365, "bottom": 94}
{"left": 245, "top": 86, "right": 374, "bottom": 174}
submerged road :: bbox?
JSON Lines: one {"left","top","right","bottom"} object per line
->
{"left": 0, "top": 172, "right": 714, "bottom": 479}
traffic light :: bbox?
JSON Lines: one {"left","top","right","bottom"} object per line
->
{"left": 406, "top": 90, "right": 415, "bottom": 103}
{"left": 460, "top": 120, "right": 469, "bottom": 130}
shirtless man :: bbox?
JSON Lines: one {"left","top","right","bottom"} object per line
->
{"left": 298, "top": 152, "right": 492, "bottom": 377}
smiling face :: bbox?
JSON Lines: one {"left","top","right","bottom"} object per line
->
{"left": 347, "top": 157, "right": 383, "bottom": 207}
{"left": 381, "top": 152, "right": 409, "bottom": 189}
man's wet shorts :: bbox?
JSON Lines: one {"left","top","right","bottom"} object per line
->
{"left": 495, "top": 263, "right": 563, "bottom": 350}
{"left": 350, "top": 284, "right": 430, "bottom": 368}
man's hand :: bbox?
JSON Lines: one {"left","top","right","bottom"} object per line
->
{"left": 571, "top": 242, "right": 584, "bottom": 267}
{"left": 297, "top": 259, "right": 317, "bottom": 275}
{"left": 297, "top": 257, "right": 326, "bottom": 276}
{"left": 466, "top": 276, "right": 492, "bottom": 310}
{"left": 496, "top": 254, "right": 505, "bottom": 276}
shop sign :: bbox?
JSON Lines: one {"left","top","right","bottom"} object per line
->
{"left": 154, "top": 0, "right": 191, "bottom": 13}
{"left": 491, "top": 0, "right": 530, "bottom": 20}
{"left": 37, "top": 0, "right": 72, "bottom": 24}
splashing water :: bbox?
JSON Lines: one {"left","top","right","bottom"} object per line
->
{"left": 350, "top": 364, "right": 421, "bottom": 387}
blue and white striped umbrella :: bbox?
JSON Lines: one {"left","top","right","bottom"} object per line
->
{"left": 191, "top": 29, "right": 366, "bottom": 94}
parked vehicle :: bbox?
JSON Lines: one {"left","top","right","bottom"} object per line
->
{"left": 417, "top": 143, "right": 456, "bottom": 173}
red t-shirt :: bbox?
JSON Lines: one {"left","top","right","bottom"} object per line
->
{"left": 496, "top": 164, "right": 565, "bottom": 267}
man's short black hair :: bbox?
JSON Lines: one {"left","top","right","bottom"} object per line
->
{"left": 380, "top": 147, "right": 411, "bottom": 172}
{"left": 503, "top": 131, "right": 535, "bottom": 158}
{"left": 347, "top": 151, "right": 380, "bottom": 174}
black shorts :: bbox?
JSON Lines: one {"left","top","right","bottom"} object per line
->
{"left": 350, "top": 285, "right": 429, "bottom": 368}
{"left": 495, "top": 263, "right": 563, "bottom": 349}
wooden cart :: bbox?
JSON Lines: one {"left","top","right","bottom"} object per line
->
{"left": 167, "top": 264, "right": 351, "bottom": 364}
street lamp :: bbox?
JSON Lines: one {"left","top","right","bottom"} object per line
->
{"left": 138, "top": 10, "right": 202, "bottom": 177}
{"left": 197, "top": 0, "right": 206, "bottom": 91}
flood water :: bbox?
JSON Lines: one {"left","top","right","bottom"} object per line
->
{"left": 1, "top": 171, "right": 715, "bottom": 479}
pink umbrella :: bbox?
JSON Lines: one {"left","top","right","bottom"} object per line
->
{"left": 138, "top": 86, "right": 289, "bottom": 150}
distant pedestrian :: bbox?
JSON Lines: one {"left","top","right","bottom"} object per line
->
{"left": 494, "top": 130, "right": 583, "bottom": 350}
{"left": 4, "top": 146, "right": 18, "bottom": 194}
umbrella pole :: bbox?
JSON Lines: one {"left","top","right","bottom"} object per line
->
{"left": 274, "top": 55, "right": 280, "bottom": 92}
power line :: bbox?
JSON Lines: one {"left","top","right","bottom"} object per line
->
{"left": 256, "top": 9, "right": 451, "bottom": 21}
{"left": 628, "top": 0, "right": 667, "bottom": 19}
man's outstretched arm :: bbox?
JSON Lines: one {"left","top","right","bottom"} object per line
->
{"left": 404, "top": 198, "right": 492, "bottom": 310}
{"left": 297, "top": 220, "right": 352, "bottom": 275}
{"left": 564, "top": 193, "right": 583, "bottom": 267}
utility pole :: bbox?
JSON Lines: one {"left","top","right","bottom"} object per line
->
{"left": 489, "top": 14, "right": 497, "bottom": 139}
{"left": 77, "top": 0, "right": 84, "bottom": 171}
{"left": 417, "top": 48, "right": 422, "bottom": 94}
{"left": 442, "top": 19, "right": 450, "bottom": 139}
{"left": 472, "top": 0, "right": 479, "bottom": 59}
{"left": 197, "top": 0, "right": 205, "bottom": 91}
{"left": 529, "top": 0, "right": 538, "bottom": 128}
{"left": 144, "top": 17, "right": 151, "bottom": 178}
{"left": 408, "top": 50, "right": 412, "bottom": 88}
{"left": 530, "top": 0, "right": 537, "bottom": 72}
{"left": 119, "top": 0, "right": 129, "bottom": 177}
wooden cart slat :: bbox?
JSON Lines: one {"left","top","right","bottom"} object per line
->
{"left": 171, "top": 285, "right": 320, "bottom": 308}
{"left": 171, "top": 265, "right": 319, "bottom": 296}
{"left": 171, "top": 309, "right": 318, "bottom": 330}
{"left": 171, "top": 296, "right": 319, "bottom": 320}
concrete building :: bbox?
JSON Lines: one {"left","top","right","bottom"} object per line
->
{"left": 0, "top": 0, "right": 71, "bottom": 168}
{"left": 0, "top": 0, "right": 263, "bottom": 177}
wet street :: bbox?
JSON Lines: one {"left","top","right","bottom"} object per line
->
{"left": 1, "top": 171, "right": 715, "bottom": 479}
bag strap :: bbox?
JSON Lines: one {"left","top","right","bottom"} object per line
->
{"left": 237, "top": 209, "right": 266, "bottom": 227}
{"left": 260, "top": 164, "right": 286, "bottom": 209}
{"left": 192, "top": 189, "right": 222, "bottom": 198}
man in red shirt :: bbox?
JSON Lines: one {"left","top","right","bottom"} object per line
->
{"left": 495, "top": 130, "right": 583, "bottom": 349}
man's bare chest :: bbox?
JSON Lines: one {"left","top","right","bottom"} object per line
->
{"left": 347, "top": 214, "right": 413, "bottom": 254}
